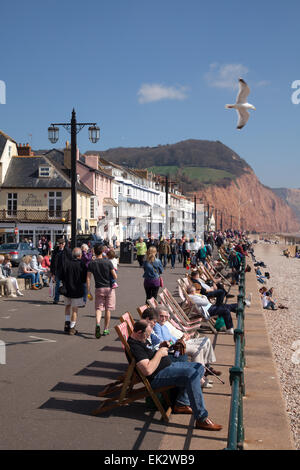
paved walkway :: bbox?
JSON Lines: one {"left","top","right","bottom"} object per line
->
{"left": 0, "top": 259, "right": 295, "bottom": 450}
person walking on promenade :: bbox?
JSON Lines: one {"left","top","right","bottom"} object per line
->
{"left": 147, "top": 236, "right": 158, "bottom": 250}
{"left": 143, "top": 246, "right": 164, "bottom": 301}
{"left": 81, "top": 244, "right": 93, "bottom": 304}
{"left": 50, "top": 238, "right": 72, "bottom": 304}
{"left": 136, "top": 237, "right": 147, "bottom": 267}
{"left": 169, "top": 238, "right": 178, "bottom": 269}
{"left": 128, "top": 320, "right": 223, "bottom": 431}
{"left": 158, "top": 237, "right": 170, "bottom": 268}
{"left": 60, "top": 247, "right": 87, "bottom": 335}
{"left": 87, "top": 243, "right": 117, "bottom": 339}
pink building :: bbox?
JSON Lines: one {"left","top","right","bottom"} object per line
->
{"left": 77, "top": 154, "right": 115, "bottom": 239}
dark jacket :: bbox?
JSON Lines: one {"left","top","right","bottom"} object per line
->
{"left": 61, "top": 257, "right": 87, "bottom": 298}
{"left": 50, "top": 246, "right": 72, "bottom": 278}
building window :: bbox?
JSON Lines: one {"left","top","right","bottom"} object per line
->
{"left": 39, "top": 166, "right": 51, "bottom": 177}
{"left": 48, "top": 191, "right": 62, "bottom": 218}
{"left": 7, "top": 193, "right": 17, "bottom": 216}
{"left": 90, "top": 197, "right": 96, "bottom": 219}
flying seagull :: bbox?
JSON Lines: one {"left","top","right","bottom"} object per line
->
{"left": 225, "top": 78, "right": 256, "bottom": 129}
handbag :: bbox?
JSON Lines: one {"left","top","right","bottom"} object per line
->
{"left": 152, "top": 262, "right": 163, "bottom": 288}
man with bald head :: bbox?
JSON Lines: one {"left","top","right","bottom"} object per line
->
{"left": 60, "top": 247, "right": 87, "bottom": 335}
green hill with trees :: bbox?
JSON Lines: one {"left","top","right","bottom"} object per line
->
{"left": 86, "top": 139, "right": 251, "bottom": 191}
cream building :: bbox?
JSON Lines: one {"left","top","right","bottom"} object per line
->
{"left": 0, "top": 138, "right": 94, "bottom": 247}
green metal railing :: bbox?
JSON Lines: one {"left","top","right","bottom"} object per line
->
{"left": 225, "top": 256, "right": 246, "bottom": 450}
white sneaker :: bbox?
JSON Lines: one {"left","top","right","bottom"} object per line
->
{"left": 202, "top": 378, "right": 213, "bottom": 388}
{"left": 16, "top": 290, "right": 24, "bottom": 296}
{"left": 9, "top": 293, "right": 17, "bottom": 298}
{"left": 226, "top": 328, "right": 234, "bottom": 335}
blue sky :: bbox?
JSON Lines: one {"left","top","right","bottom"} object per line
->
{"left": 1, "top": 0, "right": 300, "bottom": 188}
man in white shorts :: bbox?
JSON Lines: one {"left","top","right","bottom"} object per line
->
{"left": 60, "top": 247, "right": 87, "bottom": 335}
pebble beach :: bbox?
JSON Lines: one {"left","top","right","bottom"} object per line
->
{"left": 252, "top": 241, "right": 300, "bottom": 449}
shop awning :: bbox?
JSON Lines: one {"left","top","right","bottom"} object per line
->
{"left": 103, "top": 198, "right": 118, "bottom": 207}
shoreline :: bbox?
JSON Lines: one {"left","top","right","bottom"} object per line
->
{"left": 252, "top": 241, "right": 299, "bottom": 449}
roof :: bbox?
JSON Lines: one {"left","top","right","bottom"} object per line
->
{"left": 1, "top": 153, "right": 94, "bottom": 195}
{"left": 0, "top": 130, "right": 16, "bottom": 158}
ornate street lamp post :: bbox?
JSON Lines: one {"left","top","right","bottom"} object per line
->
{"left": 48, "top": 109, "right": 100, "bottom": 248}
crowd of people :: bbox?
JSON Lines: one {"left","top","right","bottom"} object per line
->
{"left": 1, "top": 229, "right": 257, "bottom": 433}
{"left": 126, "top": 230, "right": 254, "bottom": 432}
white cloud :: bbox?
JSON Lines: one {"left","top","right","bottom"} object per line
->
{"left": 205, "top": 63, "right": 249, "bottom": 89}
{"left": 137, "top": 83, "right": 188, "bottom": 104}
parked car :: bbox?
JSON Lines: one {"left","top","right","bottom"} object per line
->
{"left": 0, "top": 242, "right": 39, "bottom": 266}
{"left": 75, "top": 234, "right": 104, "bottom": 249}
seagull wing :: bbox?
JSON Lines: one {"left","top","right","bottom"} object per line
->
{"left": 236, "top": 108, "right": 250, "bottom": 129}
{"left": 236, "top": 78, "right": 250, "bottom": 104}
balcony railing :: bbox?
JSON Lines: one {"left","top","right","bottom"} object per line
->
{"left": 0, "top": 209, "right": 71, "bottom": 223}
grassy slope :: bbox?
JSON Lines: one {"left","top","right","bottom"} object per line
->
{"left": 148, "top": 165, "right": 235, "bottom": 184}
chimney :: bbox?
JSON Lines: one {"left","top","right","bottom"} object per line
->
{"left": 17, "top": 143, "right": 34, "bottom": 156}
{"left": 84, "top": 154, "right": 99, "bottom": 170}
{"left": 64, "top": 141, "right": 71, "bottom": 169}
{"left": 64, "top": 141, "right": 80, "bottom": 169}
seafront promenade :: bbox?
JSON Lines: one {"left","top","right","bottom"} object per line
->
{"left": 0, "top": 252, "right": 296, "bottom": 450}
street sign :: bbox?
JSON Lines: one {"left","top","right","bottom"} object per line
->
{"left": 14, "top": 227, "right": 18, "bottom": 235}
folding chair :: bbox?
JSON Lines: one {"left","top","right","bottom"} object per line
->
{"left": 137, "top": 304, "right": 149, "bottom": 318}
{"left": 159, "top": 292, "right": 201, "bottom": 335}
{"left": 168, "top": 285, "right": 217, "bottom": 335}
{"left": 147, "top": 297, "right": 159, "bottom": 309}
{"left": 200, "top": 261, "right": 231, "bottom": 289}
{"left": 120, "top": 311, "right": 135, "bottom": 334}
{"left": 92, "top": 321, "right": 174, "bottom": 422}
{"left": 160, "top": 288, "right": 203, "bottom": 328}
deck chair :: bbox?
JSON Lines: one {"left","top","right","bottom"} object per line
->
{"left": 171, "top": 284, "right": 217, "bottom": 335}
{"left": 92, "top": 321, "right": 174, "bottom": 422}
{"left": 159, "top": 291, "right": 201, "bottom": 335}
{"left": 200, "top": 261, "right": 231, "bottom": 289}
{"left": 120, "top": 312, "right": 135, "bottom": 334}
{"left": 160, "top": 288, "right": 203, "bottom": 327}
{"left": 147, "top": 297, "right": 159, "bottom": 309}
{"left": 137, "top": 304, "right": 149, "bottom": 318}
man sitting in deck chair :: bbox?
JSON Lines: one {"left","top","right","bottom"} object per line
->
{"left": 186, "top": 285, "right": 251, "bottom": 335}
{"left": 190, "top": 270, "right": 234, "bottom": 305}
{"left": 128, "top": 320, "right": 223, "bottom": 431}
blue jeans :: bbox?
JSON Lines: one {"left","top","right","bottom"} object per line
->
{"left": 18, "top": 272, "right": 40, "bottom": 285}
{"left": 171, "top": 254, "right": 176, "bottom": 268}
{"left": 159, "top": 254, "right": 167, "bottom": 268}
{"left": 150, "top": 362, "right": 207, "bottom": 421}
{"left": 54, "top": 275, "right": 61, "bottom": 302}
{"left": 208, "top": 303, "right": 237, "bottom": 329}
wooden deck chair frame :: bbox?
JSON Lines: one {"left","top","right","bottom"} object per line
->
{"left": 137, "top": 304, "right": 149, "bottom": 318}
{"left": 92, "top": 321, "right": 174, "bottom": 422}
{"left": 160, "top": 288, "right": 203, "bottom": 328}
{"left": 147, "top": 297, "right": 159, "bottom": 308}
{"left": 120, "top": 311, "right": 135, "bottom": 334}
{"left": 159, "top": 292, "right": 201, "bottom": 335}
{"left": 200, "top": 261, "right": 231, "bottom": 289}
{"left": 170, "top": 285, "right": 217, "bottom": 335}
